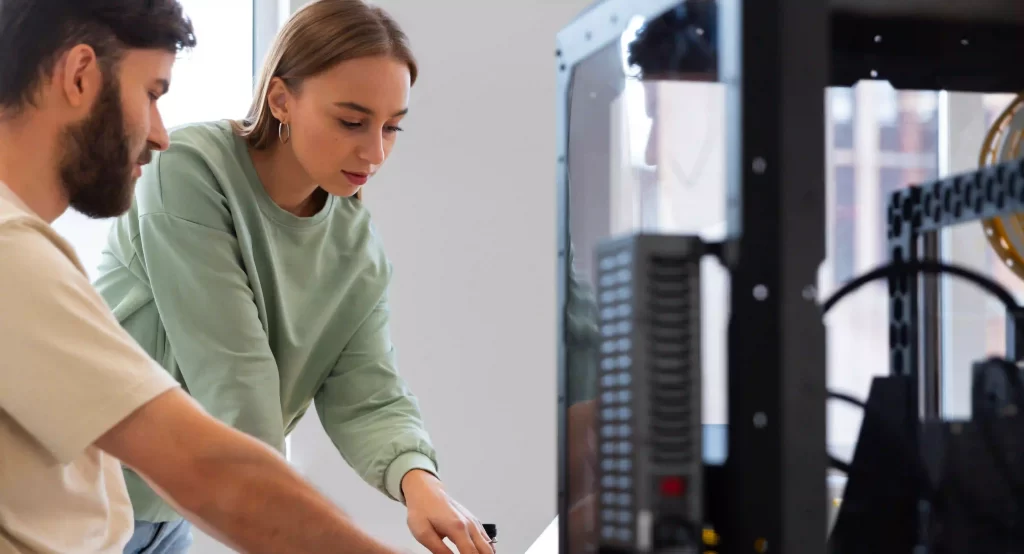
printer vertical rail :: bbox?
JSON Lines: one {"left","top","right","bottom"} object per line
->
{"left": 719, "top": 0, "right": 828, "bottom": 552}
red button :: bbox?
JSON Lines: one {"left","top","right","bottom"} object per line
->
{"left": 659, "top": 476, "right": 686, "bottom": 496}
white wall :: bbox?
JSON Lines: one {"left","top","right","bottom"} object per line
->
{"left": 195, "top": 1, "right": 586, "bottom": 553}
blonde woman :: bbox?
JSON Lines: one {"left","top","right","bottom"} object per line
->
{"left": 94, "top": 1, "right": 492, "bottom": 553}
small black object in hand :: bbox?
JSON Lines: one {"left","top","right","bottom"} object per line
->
{"left": 482, "top": 523, "right": 497, "bottom": 541}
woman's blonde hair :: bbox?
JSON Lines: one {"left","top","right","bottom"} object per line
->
{"left": 235, "top": 0, "right": 417, "bottom": 151}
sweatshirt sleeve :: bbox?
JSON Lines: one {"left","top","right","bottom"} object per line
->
{"left": 132, "top": 148, "right": 286, "bottom": 453}
{"left": 314, "top": 291, "right": 438, "bottom": 503}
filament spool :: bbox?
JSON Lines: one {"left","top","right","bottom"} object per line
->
{"left": 981, "top": 94, "right": 1024, "bottom": 279}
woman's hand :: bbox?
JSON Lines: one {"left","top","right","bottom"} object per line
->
{"left": 402, "top": 470, "right": 494, "bottom": 554}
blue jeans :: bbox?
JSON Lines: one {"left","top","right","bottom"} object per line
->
{"left": 123, "top": 519, "right": 193, "bottom": 554}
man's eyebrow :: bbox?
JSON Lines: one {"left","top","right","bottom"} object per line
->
{"left": 334, "top": 101, "right": 408, "bottom": 117}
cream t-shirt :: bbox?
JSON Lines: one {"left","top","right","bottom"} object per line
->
{"left": 0, "top": 183, "right": 179, "bottom": 553}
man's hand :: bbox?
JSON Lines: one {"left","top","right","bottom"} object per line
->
{"left": 402, "top": 470, "right": 494, "bottom": 554}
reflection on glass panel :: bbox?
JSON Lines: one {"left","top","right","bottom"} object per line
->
{"left": 563, "top": 6, "right": 724, "bottom": 551}
{"left": 564, "top": 37, "right": 628, "bottom": 554}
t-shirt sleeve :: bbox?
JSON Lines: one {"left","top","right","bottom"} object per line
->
{"left": 0, "top": 219, "right": 178, "bottom": 464}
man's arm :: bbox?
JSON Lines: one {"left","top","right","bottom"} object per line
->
{"left": 0, "top": 221, "right": 400, "bottom": 554}
{"left": 95, "top": 388, "right": 401, "bottom": 554}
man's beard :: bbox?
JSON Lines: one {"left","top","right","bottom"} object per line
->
{"left": 58, "top": 73, "right": 148, "bottom": 219}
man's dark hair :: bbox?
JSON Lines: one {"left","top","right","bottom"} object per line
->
{"left": 627, "top": 1, "right": 717, "bottom": 79}
{"left": 0, "top": 0, "right": 197, "bottom": 113}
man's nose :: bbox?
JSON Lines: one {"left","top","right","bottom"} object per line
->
{"left": 148, "top": 110, "right": 171, "bottom": 152}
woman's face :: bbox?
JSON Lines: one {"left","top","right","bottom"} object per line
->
{"left": 275, "top": 56, "right": 411, "bottom": 197}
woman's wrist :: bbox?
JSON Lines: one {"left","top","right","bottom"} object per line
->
{"left": 401, "top": 468, "right": 441, "bottom": 500}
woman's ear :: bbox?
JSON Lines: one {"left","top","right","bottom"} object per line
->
{"left": 266, "top": 77, "right": 291, "bottom": 123}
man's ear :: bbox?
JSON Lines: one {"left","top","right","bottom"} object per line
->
{"left": 266, "top": 77, "right": 292, "bottom": 123}
{"left": 59, "top": 45, "right": 102, "bottom": 110}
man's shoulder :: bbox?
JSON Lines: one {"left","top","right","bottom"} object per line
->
{"left": 0, "top": 182, "right": 42, "bottom": 231}
{"left": 0, "top": 195, "right": 86, "bottom": 278}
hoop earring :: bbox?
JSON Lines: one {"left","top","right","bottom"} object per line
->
{"left": 278, "top": 121, "right": 291, "bottom": 144}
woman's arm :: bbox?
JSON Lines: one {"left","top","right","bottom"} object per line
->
{"left": 313, "top": 295, "right": 497, "bottom": 553}
{"left": 313, "top": 292, "right": 438, "bottom": 502}
{"left": 133, "top": 147, "right": 286, "bottom": 451}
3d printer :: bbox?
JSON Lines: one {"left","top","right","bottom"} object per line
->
{"left": 555, "top": 1, "right": 1024, "bottom": 553}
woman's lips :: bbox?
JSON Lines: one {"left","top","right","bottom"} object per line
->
{"left": 343, "top": 171, "right": 368, "bottom": 186}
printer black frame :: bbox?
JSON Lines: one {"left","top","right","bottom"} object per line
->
{"left": 556, "top": 1, "right": 1024, "bottom": 553}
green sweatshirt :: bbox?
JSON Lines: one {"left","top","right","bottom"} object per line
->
{"left": 94, "top": 120, "right": 438, "bottom": 523}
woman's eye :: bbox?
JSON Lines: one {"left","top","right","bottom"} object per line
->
{"left": 340, "top": 120, "right": 361, "bottom": 129}
{"left": 385, "top": 125, "right": 404, "bottom": 133}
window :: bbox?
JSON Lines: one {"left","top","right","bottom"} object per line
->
{"left": 823, "top": 84, "right": 940, "bottom": 458}
{"left": 831, "top": 87, "right": 855, "bottom": 150}
{"left": 50, "top": 0, "right": 254, "bottom": 278}
{"left": 833, "top": 165, "right": 856, "bottom": 284}
{"left": 826, "top": 87, "right": 1023, "bottom": 441}
{"left": 938, "top": 92, "right": 1020, "bottom": 418}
